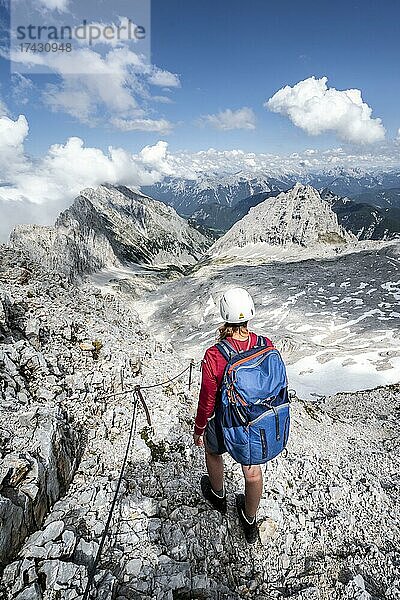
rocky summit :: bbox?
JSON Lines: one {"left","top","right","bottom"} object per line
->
{"left": 10, "top": 185, "right": 210, "bottom": 281}
{"left": 0, "top": 243, "right": 399, "bottom": 600}
{"left": 209, "top": 184, "right": 356, "bottom": 260}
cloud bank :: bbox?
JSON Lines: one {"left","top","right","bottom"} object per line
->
{"left": 0, "top": 113, "right": 173, "bottom": 240}
{"left": 266, "top": 76, "right": 385, "bottom": 145}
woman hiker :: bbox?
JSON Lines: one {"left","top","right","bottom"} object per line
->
{"left": 193, "top": 287, "right": 273, "bottom": 543}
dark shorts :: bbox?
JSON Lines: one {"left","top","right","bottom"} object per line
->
{"left": 204, "top": 415, "right": 227, "bottom": 455}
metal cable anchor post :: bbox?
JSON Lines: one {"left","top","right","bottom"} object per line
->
{"left": 188, "top": 359, "right": 195, "bottom": 390}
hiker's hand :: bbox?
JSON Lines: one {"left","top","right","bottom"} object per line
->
{"left": 193, "top": 434, "right": 204, "bottom": 447}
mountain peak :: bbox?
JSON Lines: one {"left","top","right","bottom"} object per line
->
{"left": 10, "top": 185, "right": 209, "bottom": 279}
{"left": 209, "top": 184, "right": 356, "bottom": 259}
{"left": 291, "top": 182, "right": 319, "bottom": 195}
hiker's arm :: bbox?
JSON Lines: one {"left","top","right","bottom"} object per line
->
{"left": 194, "top": 351, "right": 219, "bottom": 436}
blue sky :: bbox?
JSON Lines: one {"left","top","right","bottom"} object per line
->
{"left": 0, "top": 0, "right": 399, "bottom": 157}
{"left": 151, "top": 0, "right": 400, "bottom": 151}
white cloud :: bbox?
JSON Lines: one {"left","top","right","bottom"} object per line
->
{"left": 0, "top": 86, "right": 10, "bottom": 117}
{"left": 10, "top": 45, "right": 179, "bottom": 129}
{"left": 165, "top": 145, "right": 400, "bottom": 180}
{"left": 0, "top": 114, "right": 174, "bottom": 240}
{"left": 72, "top": 17, "right": 142, "bottom": 47}
{"left": 37, "top": 0, "right": 69, "bottom": 12}
{"left": 0, "top": 115, "right": 29, "bottom": 175}
{"left": 111, "top": 117, "right": 173, "bottom": 134}
{"left": 200, "top": 107, "right": 256, "bottom": 131}
{"left": 39, "top": 48, "right": 143, "bottom": 121}
{"left": 266, "top": 76, "right": 385, "bottom": 145}
{"left": 0, "top": 97, "right": 9, "bottom": 117}
{"left": 152, "top": 95, "right": 174, "bottom": 104}
{"left": 148, "top": 69, "right": 181, "bottom": 88}
{"left": 139, "top": 140, "right": 171, "bottom": 173}
{"left": 11, "top": 74, "right": 34, "bottom": 106}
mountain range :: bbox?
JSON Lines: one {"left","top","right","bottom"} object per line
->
{"left": 143, "top": 168, "right": 400, "bottom": 213}
{"left": 142, "top": 174, "right": 291, "bottom": 215}
{"left": 8, "top": 182, "right": 400, "bottom": 282}
{"left": 143, "top": 169, "right": 400, "bottom": 237}
{"left": 353, "top": 187, "right": 400, "bottom": 209}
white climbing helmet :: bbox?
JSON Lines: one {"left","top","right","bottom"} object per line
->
{"left": 219, "top": 288, "right": 255, "bottom": 323}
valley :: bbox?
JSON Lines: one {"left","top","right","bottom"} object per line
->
{"left": 137, "top": 242, "right": 400, "bottom": 400}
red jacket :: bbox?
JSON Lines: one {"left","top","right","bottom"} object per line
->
{"left": 194, "top": 332, "right": 273, "bottom": 436}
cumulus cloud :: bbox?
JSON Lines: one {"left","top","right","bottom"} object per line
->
{"left": 148, "top": 69, "right": 181, "bottom": 88}
{"left": 200, "top": 107, "right": 256, "bottom": 131}
{"left": 0, "top": 114, "right": 174, "bottom": 240}
{"left": 111, "top": 117, "right": 173, "bottom": 134}
{"left": 265, "top": 76, "right": 385, "bottom": 145}
{"left": 10, "top": 45, "right": 179, "bottom": 129}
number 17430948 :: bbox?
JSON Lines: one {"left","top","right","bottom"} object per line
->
{"left": 19, "top": 42, "right": 72, "bottom": 53}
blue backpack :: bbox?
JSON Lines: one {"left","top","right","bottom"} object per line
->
{"left": 215, "top": 336, "right": 290, "bottom": 465}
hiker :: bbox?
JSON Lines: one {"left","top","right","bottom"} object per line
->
{"left": 193, "top": 287, "right": 274, "bottom": 543}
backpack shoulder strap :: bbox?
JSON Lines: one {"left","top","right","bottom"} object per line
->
{"left": 256, "top": 335, "right": 268, "bottom": 347}
{"left": 215, "top": 339, "right": 237, "bottom": 362}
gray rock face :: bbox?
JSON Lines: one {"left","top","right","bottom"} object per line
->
{"left": 210, "top": 184, "right": 356, "bottom": 258}
{"left": 10, "top": 185, "right": 210, "bottom": 280}
{"left": 0, "top": 405, "right": 83, "bottom": 566}
{"left": 0, "top": 261, "right": 84, "bottom": 566}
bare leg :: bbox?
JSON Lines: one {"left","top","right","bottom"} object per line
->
{"left": 242, "top": 465, "right": 263, "bottom": 518}
{"left": 205, "top": 451, "right": 224, "bottom": 493}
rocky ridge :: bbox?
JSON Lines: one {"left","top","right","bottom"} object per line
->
{"left": 209, "top": 184, "right": 357, "bottom": 259}
{"left": 10, "top": 185, "right": 210, "bottom": 280}
{"left": 189, "top": 188, "right": 400, "bottom": 239}
{"left": 0, "top": 245, "right": 399, "bottom": 599}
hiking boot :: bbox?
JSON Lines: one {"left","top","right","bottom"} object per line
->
{"left": 236, "top": 493, "right": 259, "bottom": 544}
{"left": 200, "top": 475, "right": 227, "bottom": 514}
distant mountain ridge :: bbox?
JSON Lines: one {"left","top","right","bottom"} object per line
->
{"left": 142, "top": 168, "right": 400, "bottom": 217}
{"left": 321, "top": 190, "right": 400, "bottom": 240}
{"left": 142, "top": 174, "right": 293, "bottom": 214}
{"left": 190, "top": 191, "right": 281, "bottom": 233}
{"left": 353, "top": 187, "right": 400, "bottom": 210}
